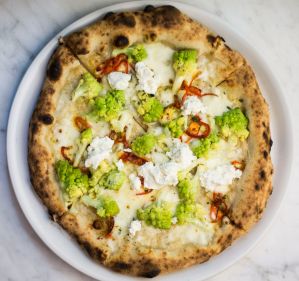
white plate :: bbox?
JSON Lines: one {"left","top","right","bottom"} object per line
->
{"left": 7, "top": 1, "right": 293, "bottom": 280}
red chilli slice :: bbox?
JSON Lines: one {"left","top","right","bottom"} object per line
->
{"left": 120, "top": 152, "right": 148, "bottom": 166}
{"left": 74, "top": 116, "right": 91, "bottom": 132}
{"left": 100, "top": 54, "right": 129, "bottom": 75}
{"left": 210, "top": 193, "right": 228, "bottom": 223}
{"left": 185, "top": 116, "right": 210, "bottom": 139}
{"left": 60, "top": 146, "right": 72, "bottom": 163}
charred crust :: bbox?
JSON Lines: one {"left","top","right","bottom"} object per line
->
{"left": 47, "top": 57, "right": 62, "bottom": 81}
{"left": 113, "top": 35, "right": 129, "bottom": 48}
{"left": 207, "top": 34, "right": 225, "bottom": 47}
{"left": 263, "top": 150, "right": 268, "bottom": 159}
{"left": 259, "top": 169, "right": 266, "bottom": 180}
{"left": 269, "top": 138, "right": 273, "bottom": 150}
{"left": 103, "top": 11, "right": 114, "bottom": 20}
{"left": 255, "top": 183, "right": 261, "bottom": 191}
{"left": 150, "top": 5, "right": 181, "bottom": 28}
{"left": 111, "top": 13, "right": 136, "bottom": 27}
{"left": 149, "top": 32, "right": 157, "bottom": 41}
{"left": 112, "top": 261, "right": 132, "bottom": 271}
{"left": 38, "top": 113, "right": 54, "bottom": 125}
{"left": 144, "top": 5, "right": 155, "bottom": 12}
{"left": 30, "top": 122, "right": 38, "bottom": 134}
{"left": 139, "top": 264, "right": 161, "bottom": 278}
{"left": 81, "top": 241, "right": 105, "bottom": 262}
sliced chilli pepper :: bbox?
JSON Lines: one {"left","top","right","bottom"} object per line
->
{"left": 231, "top": 160, "right": 245, "bottom": 171}
{"left": 185, "top": 116, "right": 210, "bottom": 138}
{"left": 120, "top": 152, "right": 148, "bottom": 166}
{"left": 60, "top": 146, "right": 72, "bottom": 163}
{"left": 74, "top": 116, "right": 91, "bottom": 132}
{"left": 100, "top": 54, "right": 129, "bottom": 75}
{"left": 210, "top": 193, "right": 228, "bottom": 223}
{"left": 136, "top": 189, "right": 153, "bottom": 196}
{"left": 109, "top": 127, "right": 129, "bottom": 148}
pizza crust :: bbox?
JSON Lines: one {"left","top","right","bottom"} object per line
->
{"left": 28, "top": 5, "right": 273, "bottom": 277}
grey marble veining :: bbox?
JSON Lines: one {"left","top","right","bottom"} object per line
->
{"left": 1, "top": 0, "right": 299, "bottom": 280}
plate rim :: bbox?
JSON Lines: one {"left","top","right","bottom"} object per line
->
{"left": 6, "top": 1, "right": 294, "bottom": 280}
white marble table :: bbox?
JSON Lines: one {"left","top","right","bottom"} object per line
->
{"left": 1, "top": 0, "right": 299, "bottom": 280}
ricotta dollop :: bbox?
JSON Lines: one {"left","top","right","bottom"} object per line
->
{"left": 107, "top": 71, "right": 131, "bottom": 90}
{"left": 84, "top": 136, "right": 114, "bottom": 169}
{"left": 129, "top": 173, "right": 142, "bottom": 191}
{"left": 182, "top": 96, "right": 207, "bottom": 116}
{"left": 135, "top": 62, "right": 158, "bottom": 95}
{"left": 129, "top": 220, "right": 142, "bottom": 236}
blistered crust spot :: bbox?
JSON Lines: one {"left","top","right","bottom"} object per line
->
{"left": 150, "top": 5, "right": 181, "bottom": 28}
{"left": 47, "top": 58, "right": 62, "bottom": 81}
{"left": 113, "top": 35, "right": 129, "bottom": 48}
{"left": 38, "top": 113, "right": 54, "bottom": 125}
{"left": 110, "top": 13, "right": 136, "bottom": 27}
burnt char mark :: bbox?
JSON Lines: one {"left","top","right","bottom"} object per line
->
{"left": 259, "top": 169, "right": 266, "bottom": 180}
{"left": 263, "top": 150, "right": 268, "bottom": 159}
{"left": 140, "top": 268, "right": 161, "bottom": 278}
{"left": 144, "top": 5, "right": 155, "bottom": 12}
{"left": 103, "top": 11, "right": 114, "bottom": 20}
{"left": 269, "top": 138, "right": 273, "bottom": 150}
{"left": 38, "top": 114, "right": 54, "bottom": 125}
{"left": 151, "top": 5, "right": 181, "bottom": 28}
{"left": 111, "top": 13, "right": 136, "bottom": 27}
{"left": 207, "top": 34, "right": 225, "bottom": 46}
{"left": 112, "top": 262, "right": 132, "bottom": 271}
{"left": 113, "top": 35, "right": 129, "bottom": 48}
{"left": 255, "top": 183, "right": 261, "bottom": 191}
{"left": 47, "top": 57, "right": 62, "bottom": 81}
{"left": 31, "top": 122, "right": 38, "bottom": 134}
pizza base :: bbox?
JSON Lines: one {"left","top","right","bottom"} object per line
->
{"left": 28, "top": 5, "right": 273, "bottom": 277}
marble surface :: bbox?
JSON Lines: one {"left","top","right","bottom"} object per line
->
{"left": 1, "top": 0, "right": 299, "bottom": 280}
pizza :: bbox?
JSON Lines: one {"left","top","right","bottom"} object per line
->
{"left": 28, "top": 5, "right": 273, "bottom": 277}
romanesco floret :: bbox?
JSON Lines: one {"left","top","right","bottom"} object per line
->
{"left": 137, "top": 202, "right": 172, "bottom": 229}
{"left": 167, "top": 117, "right": 185, "bottom": 138}
{"left": 55, "top": 160, "right": 89, "bottom": 200}
{"left": 215, "top": 108, "right": 249, "bottom": 141}
{"left": 191, "top": 132, "right": 219, "bottom": 158}
{"left": 173, "top": 49, "right": 198, "bottom": 76}
{"left": 99, "top": 169, "right": 126, "bottom": 191}
{"left": 82, "top": 195, "right": 119, "bottom": 218}
{"left": 72, "top": 72, "right": 102, "bottom": 101}
{"left": 177, "top": 178, "right": 195, "bottom": 202}
{"left": 131, "top": 133, "right": 156, "bottom": 156}
{"left": 89, "top": 160, "right": 112, "bottom": 187}
{"left": 175, "top": 201, "right": 206, "bottom": 224}
{"left": 73, "top": 128, "right": 93, "bottom": 167}
{"left": 112, "top": 44, "right": 147, "bottom": 62}
{"left": 135, "top": 92, "right": 164, "bottom": 123}
{"left": 160, "top": 106, "right": 180, "bottom": 124}
{"left": 92, "top": 89, "right": 125, "bottom": 121}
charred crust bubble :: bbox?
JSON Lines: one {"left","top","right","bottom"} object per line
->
{"left": 255, "top": 183, "right": 261, "bottom": 191}
{"left": 139, "top": 262, "right": 161, "bottom": 278}
{"left": 38, "top": 114, "right": 54, "bottom": 125}
{"left": 207, "top": 34, "right": 225, "bottom": 47}
{"left": 113, "top": 35, "right": 129, "bottom": 48}
{"left": 151, "top": 5, "right": 181, "bottom": 28}
{"left": 31, "top": 122, "right": 38, "bottom": 134}
{"left": 269, "top": 138, "right": 273, "bottom": 150}
{"left": 112, "top": 13, "right": 136, "bottom": 27}
{"left": 103, "top": 11, "right": 114, "bottom": 20}
{"left": 47, "top": 57, "right": 61, "bottom": 81}
{"left": 112, "top": 262, "right": 132, "bottom": 271}
{"left": 263, "top": 150, "right": 268, "bottom": 159}
{"left": 144, "top": 5, "right": 155, "bottom": 12}
{"left": 259, "top": 169, "right": 266, "bottom": 180}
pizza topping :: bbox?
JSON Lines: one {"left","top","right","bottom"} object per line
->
{"left": 55, "top": 160, "right": 89, "bottom": 201}
{"left": 113, "top": 44, "right": 147, "bottom": 63}
{"left": 210, "top": 193, "right": 228, "bottom": 223}
{"left": 60, "top": 146, "right": 73, "bottom": 163}
{"left": 73, "top": 128, "right": 93, "bottom": 167}
{"left": 175, "top": 201, "right": 207, "bottom": 224}
{"left": 107, "top": 71, "right": 132, "bottom": 90}
{"left": 129, "top": 220, "right": 142, "bottom": 236}
{"left": 129, "top": 173, "right": 142, "bottom": 191}
{"left": 166, "top": 139, "right": 196, "bottom": 170}
{"left": 137, "top": 202, "right": 172, "bottom": 229}
{"left": 135, "top": 92, "right": 164, "bottom": 123}
{"left": 191, "top": 133, "right": 219, "bottom": 158}
{"left": 166, "top": 117, "right": 186, "bottom": 138}
{"left": 185, "top": 116, "right": 210, "bottom": 139}
{"left": 135, "top": 62, "right": 158, "bottom": 95}
{"left": 74, "top": 116, "right": 91, "bottom": 132}
{"left": 138, "top": 162, "right": 179, "bottom": 189}
{"left": 91, "top": 89, "right": 125, "bottom": 121}
{"left": 85, "top": 136, "right": 114, "bottom": 170}
{"left": 100, "top": 54, "right": 129, "bottom": 75}
{"left": 99, "top": 169, "right": 126, "bottom": 191}
{"left": 172, "top": 49, "right": 198, "bottom": 92}
{"left": 160, "top": 106, "right": 180, "bottom": 124}
{"left": 115, "top": 159, "right": 125, "bottom": 171}
{"left": 72, "top": 72, "right": 102, "bottom": 101}
{"left": 120, "top": 151, "right": 147, "bottom": 166}
{"left": 199, "top": 164, "right": 242, "bottom": 194}
{"left": 215, "top": 108, "right": 249, "bottom": 141}
{"left": 131, "top": 133, "right": 156, "bottom": 156}
{"left": 231, "top": 160, "right": 245, "bottom": 171}
{"left": 82, "top": 195, "right": 120, "bottom": 218}
{"left": 182, "top": 96, "right": 207, "bottom": 116}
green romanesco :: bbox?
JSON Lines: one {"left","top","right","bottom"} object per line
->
{"left": 215, "top": 108, "right": 249, "bottom": 141}
{"left": 160, "top": 106, "right": 180, "bottom": 124}
{"left": 172, "top": 49, "right": 198, "bottom": 92}
{"left": 89, "top": 160, "right": 112, "bottom": 187}
{"left": 55, "top": 160, "right": 89, "bottom": 200}
{"left": 175, "top": 201, "right": 206, "bottom": 224}
{"left": 135, "top": 92, "right": 164, "bottom": 123}
{"left": 137, "top": 202, "right": 172, "bottom": 229}
{"left": 82, "top": 195, "right": 120, "bottom": 218}
{"left": 72, "top": 72, "right": 102, "bottom": 101}
{"left": 167, "top": 117, "right": 186, "bottom": 138}
{"left": 73, "top": 128, "right": 93, "bottom": 167}
{"left": 92, "top": 89, "right": 125, "bottom": 121}
{"left": 177, "top": 178, "right": 195, "bottom": 202}
{"left": 99, "top": 169, "right": 126, "bottom": 191}
{"left": 131, "top": 133, "right": 156, "bottom": 156}
{"left": 112, "top": 44, "right": 147, "bottom": 62}
{"left": 191, "top": 132, "right": 219, "bottom": 158}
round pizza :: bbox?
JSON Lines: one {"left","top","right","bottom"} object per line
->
{"left": 28, "top": 5, "right": 273, "bottom": 277}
